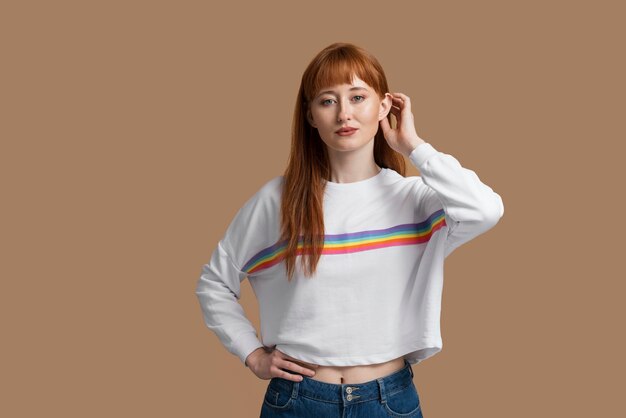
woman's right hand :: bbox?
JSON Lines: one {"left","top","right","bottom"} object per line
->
{"left": 246, "top": 345, "right": 319, "bottom": 382}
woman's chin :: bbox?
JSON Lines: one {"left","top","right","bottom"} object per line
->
{"left": 325, "top": 142, "right": 371, "bottom": 154}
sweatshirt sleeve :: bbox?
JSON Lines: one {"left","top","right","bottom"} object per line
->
{"left": 195, "top": 238, "right": 264, "bottom": 367}
{"left": 409, "top": 142, "right": 504, "bottom": 258}
{"left": 195, "top": 176, "right": 283, "bottom": 368}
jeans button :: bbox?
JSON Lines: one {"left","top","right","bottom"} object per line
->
{"left": 346, "top": 387, "right": 353, "bottom": 394}
{"left": 346, "top": 394, "right": 353, "bottom": 401}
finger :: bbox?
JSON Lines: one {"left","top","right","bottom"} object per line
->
{"left": 393, "top": 94, "right": 411, "bottom": 109}
{"left": 276, "top": 351, "right": 319, "bottom": 374}
{"left": 279, "top": 358, "right": 317, "bottom": 376}
{"left": 389, "top": 106, "right": 401, "bottom": 120}
{"left": 279, "top": 351, "right": 320, "bottom": 369}
{"left": 391, "top": 93, "right": 410, "bottom": 102}
{"left": 391, "top": 97, "right": 404, "bottom": 106}
{"left": 391, "top": 98, "right": 406, "bottom": 111}
{"left": 273, "top": 365, "right": 304, "bottom": 382}
{"left": 392, "top": 92, "right": 410, "bottom": 101}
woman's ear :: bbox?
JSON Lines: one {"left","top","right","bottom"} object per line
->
{"left": 379, "top": 93, "right": 393, "bottom": 120}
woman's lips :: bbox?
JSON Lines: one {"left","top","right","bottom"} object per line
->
{"left": 336, "top": 128, "right": 358, "bottom": 136}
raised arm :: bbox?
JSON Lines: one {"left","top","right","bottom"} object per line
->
{"left": 379, "top": 92, "right": 503, "bottom": 258}
{"left": 409, "top": 142, "right": 504, "bottom": 258}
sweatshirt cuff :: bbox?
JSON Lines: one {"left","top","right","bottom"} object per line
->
{"left": 234, "top": 332, "right": 265, "bottom": 367}
{"left": 408, "top": 142, "right": 438, "bottom": 168}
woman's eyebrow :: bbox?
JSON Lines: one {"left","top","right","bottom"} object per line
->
{"left": 315, "top": 86, "right": 368, "bottom": 98}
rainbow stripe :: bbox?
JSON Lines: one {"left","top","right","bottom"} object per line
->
{"left": 241, "top": 209, "right": 447, "bottom": 275}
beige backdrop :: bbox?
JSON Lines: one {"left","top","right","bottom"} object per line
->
{"left": 2, "top": 1, "right": 623, "bottom": 417}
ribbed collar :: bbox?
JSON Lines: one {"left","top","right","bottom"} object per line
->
{"left": 323, "top": 167, "right": 389, "bottom": 191}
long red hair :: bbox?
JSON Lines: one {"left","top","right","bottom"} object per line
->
{"left": 280, "top": 42, "right": 407, "bottom": 281}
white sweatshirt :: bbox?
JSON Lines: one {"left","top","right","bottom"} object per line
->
{"left": 195, "top": 142, "right": 504, "bottom": 368}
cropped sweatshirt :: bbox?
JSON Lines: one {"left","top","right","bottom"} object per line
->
{"left": 195, "top": 142, "right": 504, "bottom": 368}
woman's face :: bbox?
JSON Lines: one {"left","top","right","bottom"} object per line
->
{"left": 307, "top": 75, "right": 392, "bottom": 155}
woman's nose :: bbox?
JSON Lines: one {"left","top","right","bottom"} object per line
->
{"left": 337, "top": 101, "right": 352, "bottom": 122}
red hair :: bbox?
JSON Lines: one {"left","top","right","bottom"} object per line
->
{"left": 280, "top": 42, "right": 406, "bottom": 281}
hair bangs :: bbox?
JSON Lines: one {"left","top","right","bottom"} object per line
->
{"left": 304, "top": 48, "right": 385, "bottom": 104}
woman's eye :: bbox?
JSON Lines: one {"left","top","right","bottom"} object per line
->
{"left": 321, "top": 96, "right": 365, "bottom": 106}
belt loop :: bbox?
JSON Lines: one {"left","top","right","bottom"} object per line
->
{"left": 377, "top": 378, "right": 387, "bottom": 405}
{"left": 405, "top": 359, "right": 414, "bottom": 378}
{"left": 292, "top": 381, "right": 299, "bottom": 399}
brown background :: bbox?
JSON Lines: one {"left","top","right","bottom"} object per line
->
{"left": 2, "top": 1, "right": 624, "bottom": 417}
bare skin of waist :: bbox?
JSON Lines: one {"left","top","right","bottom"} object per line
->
{"left": 246, "top": 347, "right": 409, "bottom": 385}
{"left": 293, "top": 356, "right": 406, "bottom": 385}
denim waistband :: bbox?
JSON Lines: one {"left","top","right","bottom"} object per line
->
{"left": 268, "top": 358, "right": 415, "bottom": 405}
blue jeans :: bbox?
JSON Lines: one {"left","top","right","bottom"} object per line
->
{"left": 260, "top": 359, "right": 423, "bottom": 417}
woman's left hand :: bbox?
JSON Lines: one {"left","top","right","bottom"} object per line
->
{"left": 380, "top": 92, "right": 426, "bottom": 158}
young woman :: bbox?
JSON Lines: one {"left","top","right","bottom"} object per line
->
{"left": 195, "top": 42, "right": 504, "bottom": 417}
